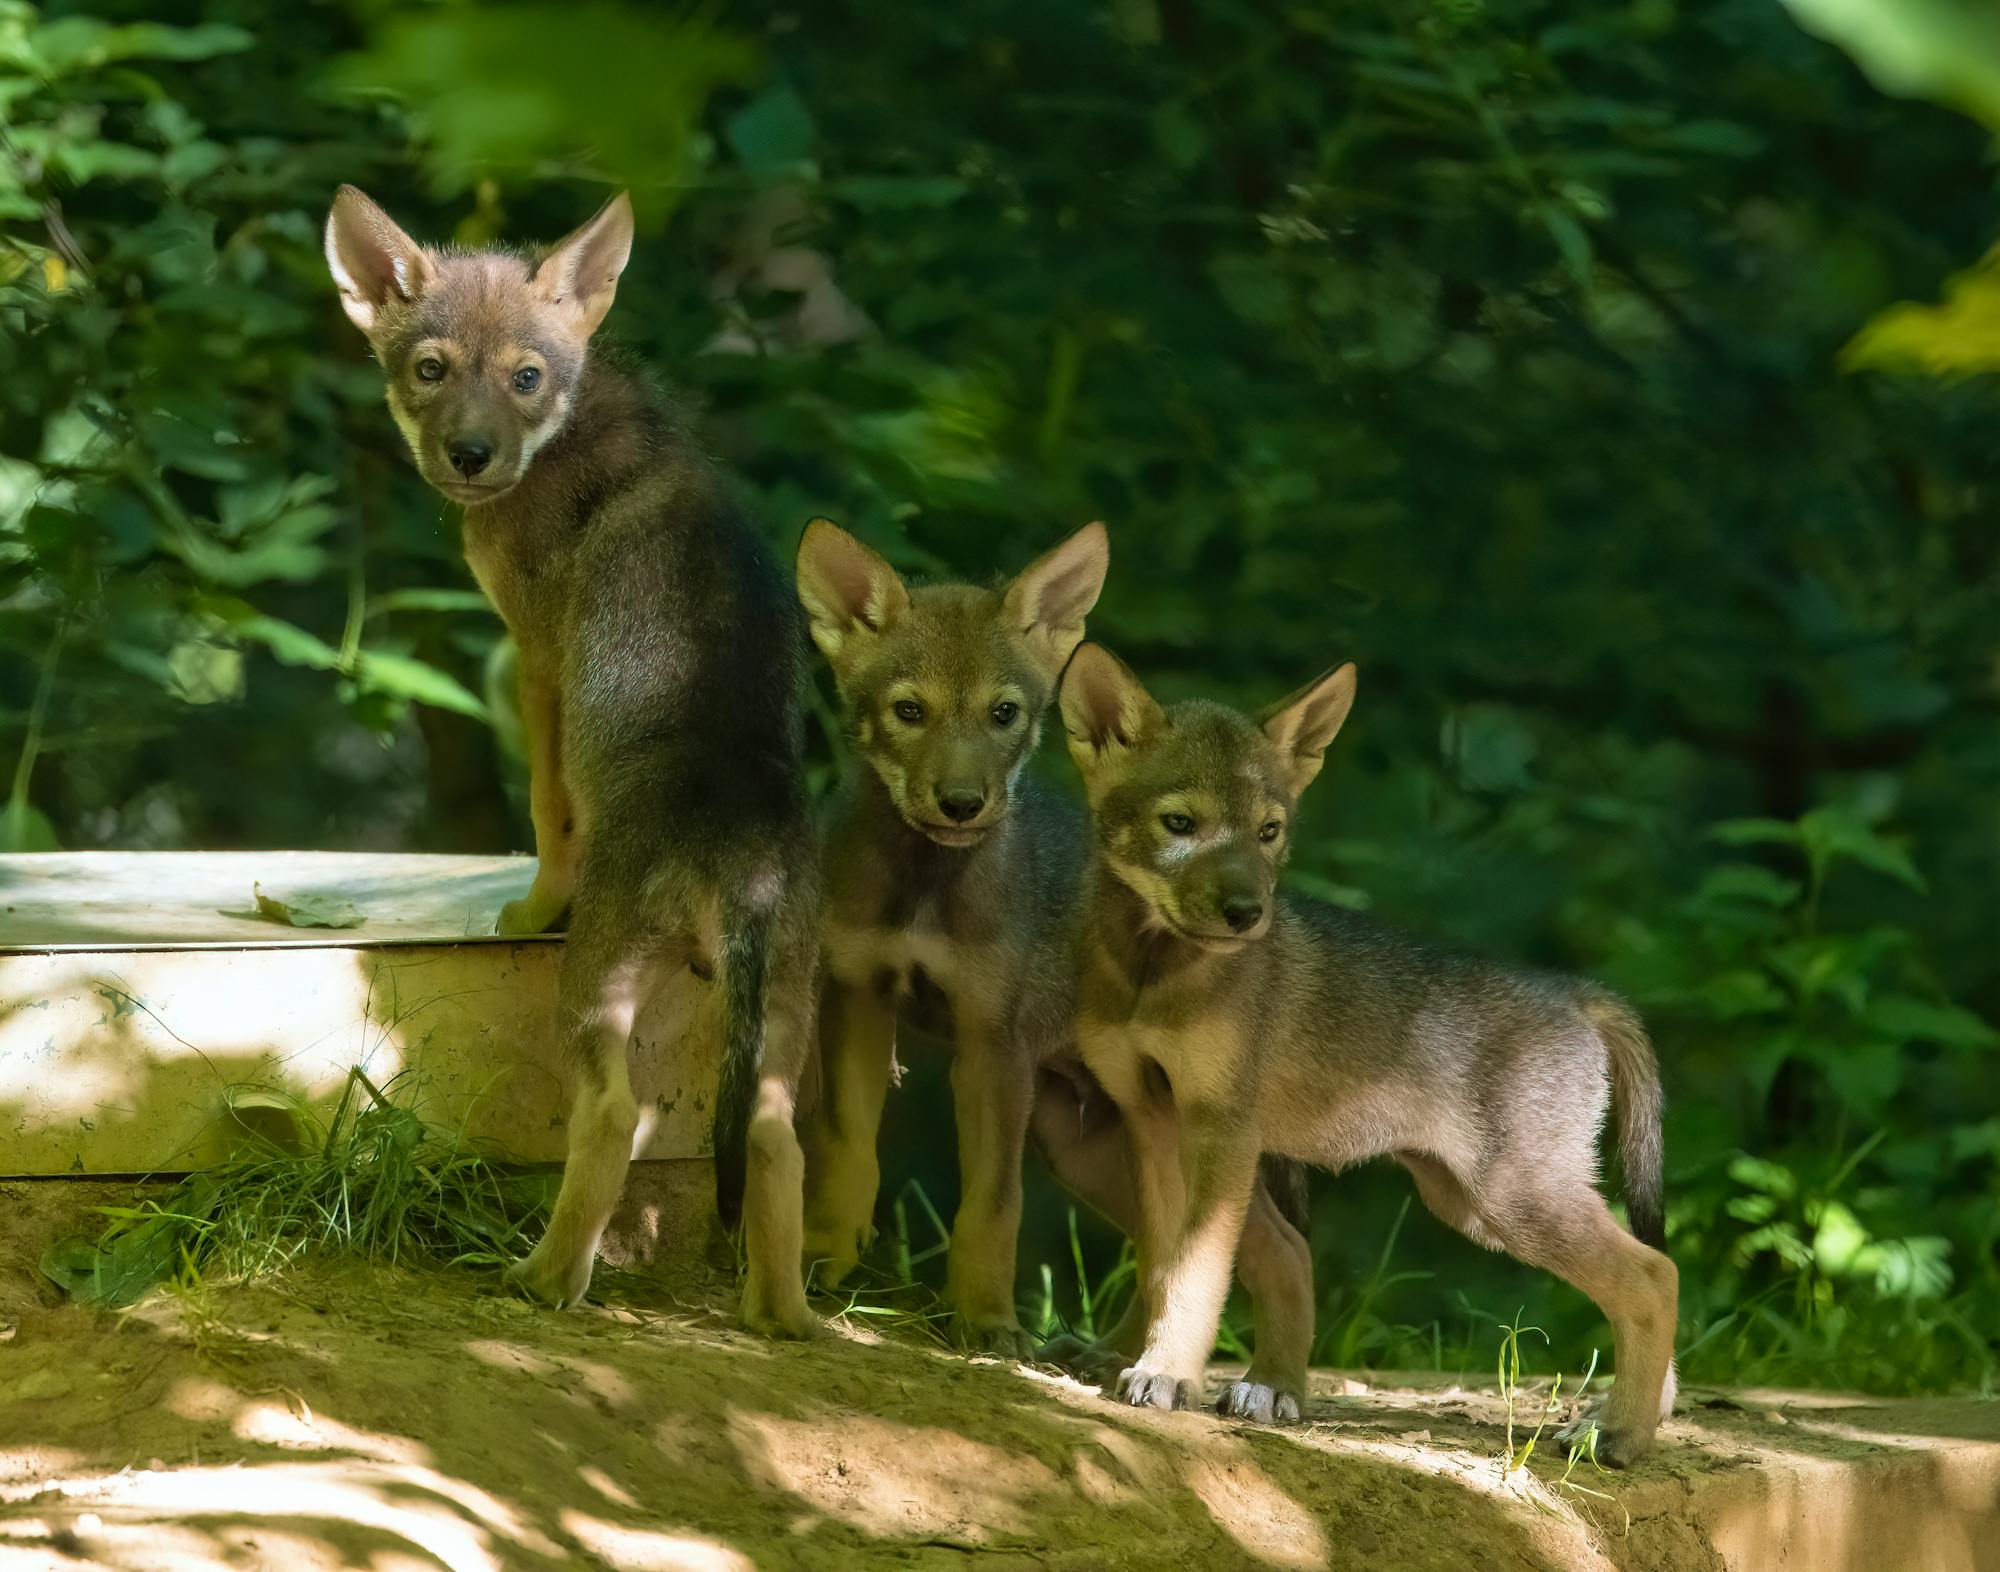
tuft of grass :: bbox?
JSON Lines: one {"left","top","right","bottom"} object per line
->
{"left": 40, "top": 1067, "right": 552, "bottom": 1308}
{"left": 1494, "top": 1311, "right": 1625, "bottom": 1524}
{"left": 815, "top": 1177, "right": 957, "bottom": 1344}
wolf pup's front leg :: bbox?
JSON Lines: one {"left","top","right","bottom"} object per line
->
{"left": 944, "top": 1025, "right": 1037, "bottom": 1359}
{"left": 1118, "top": 1103, "right": 1261, "bottom": 1412}
{"left": 800, "top": 976, "right": 898, "bottom": 1286}
{"left": 497, "top": 654, "right": 577, "bottom": 936}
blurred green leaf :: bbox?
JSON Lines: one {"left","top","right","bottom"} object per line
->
{"left": 726, "top": 81, "right": 815, "bottom": 174}
{"left": 354, "top": 650, "right": 489, "bottom": 721}
{"left": 1782, "top": 0, "right": 2000, "bottom": 131}
{"left": 1844, "top": 247, "right": 2000, "bottom": 377}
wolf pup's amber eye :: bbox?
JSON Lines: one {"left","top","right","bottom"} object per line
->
{"left": 1259, "top": 820, "right": 1283, "bottom": 843}
{"left": 893, "top": 699, "right": 924, "bottom": 724}
{"left": 1161, "top": 812, "right": 1195, "bottom": 835}
{"left": 512, "top": 366, "right": 542, "bottom": 394}
{"left": 416, "top": 357, "right": 446, "bottom": 382}
{"left": 991, "top": 700, "right": 1020, "bottom": 728}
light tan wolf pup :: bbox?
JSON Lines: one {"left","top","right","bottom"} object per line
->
{"left": 1056, "top": 644, "right": 1678, "bottom": 1464}
{"left": 325, "top": 187, "right": 819, "bottom": 1338}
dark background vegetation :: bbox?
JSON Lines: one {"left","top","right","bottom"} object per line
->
{"left": 3, "top": 0, "right": 1995, "bottom": 1394}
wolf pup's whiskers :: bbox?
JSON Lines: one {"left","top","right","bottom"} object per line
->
{"left": 325, "top": 186, "right": 820, "bottom": 1337}
{"left": 1058, "top": 644, "right": 1678, "bottom": 1463}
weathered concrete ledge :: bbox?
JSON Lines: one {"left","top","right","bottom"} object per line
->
{"left": 0, "top": 852, "right": 719, "bottom": 1186}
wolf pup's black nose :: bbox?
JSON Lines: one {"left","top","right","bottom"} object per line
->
{"left": 1221, "top": 896, "right": 1264, "bottom": 933}
{"left": 937, "top": 789, "right": 986, "bottom": 824}
{"left": 447, "top": 437, "right": 494, "bottom": 477}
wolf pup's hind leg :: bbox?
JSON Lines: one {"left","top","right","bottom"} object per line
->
{"left": 721, "top": 891, "right": 820, "bottom": 1341}
{"left": 507, "top": 922, "right": 661, "bottom": 1307}
{"left": 1495, "top": 1184, "right": 1678, "bottom": 1467}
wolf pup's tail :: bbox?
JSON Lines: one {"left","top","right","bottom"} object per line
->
{"left": 1260, "top": 1155, "right": 1313, "bottom": 1236}
{"left": 713, "top": 902, "right": 772, "bottom": 1233}
{"left": 1585, "top": 990, "right": 1667, "bottom": 1250}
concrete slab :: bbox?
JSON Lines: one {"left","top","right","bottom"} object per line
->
{"left": 0, "top": 852, "right": 721, "bottom": 1178}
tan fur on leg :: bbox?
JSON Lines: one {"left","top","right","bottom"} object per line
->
{"left": 800, "top": 979, "right": 899, "bottom": 1285}
{"left": 1119, "top": 1107, "right": 1258, "bottom": 1411}
{"left": 739, "top": 935, "right": 820, "bottom": 1342}
{"left": 945, "top": 1036, "right": 1036, "bottom": 1359}
{"left": 1218, "top": 1184, "right": 1313, "bottom": 1423}
{"left": 498, "top": 661, "right": 577, "bottom": 936}
{"left": 506, "top": 949, "right": 655, "bottom": 1307}
{"left": 1489, "top": 1189, "right": 1679, "bottom": 1466}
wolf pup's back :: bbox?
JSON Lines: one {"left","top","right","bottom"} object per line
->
{"left": 325, "top": 186, "right": 820, "bottom": 1338}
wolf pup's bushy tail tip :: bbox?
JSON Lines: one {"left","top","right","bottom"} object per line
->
{"left": 713, "top": 905, "right": 772, "bottom": 1233}
{"left": 1587, "top": 991, "right": 1667, "bottom": 1251}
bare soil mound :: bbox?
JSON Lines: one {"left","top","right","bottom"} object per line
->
{"left": 0, "top": 1207, "right": 1993, "bottom": 1571}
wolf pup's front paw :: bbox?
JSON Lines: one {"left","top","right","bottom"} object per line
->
{"left": 949, "top": 1313, "right": 1036, "bottom": 1362}
{"left": 1038, "top": 1334, "right": 1131, "bottom": 1388}
{"left": 740, "top": 1281, "right": 823, "bottom": 1342}
{"left": 1216, "top": 1379, "right": 1302, "bottom": 1425}
{"left": 505, "top": 1244, "right": 593, "bottom": 1309}
{"left": 1116, "top": 1364, "right": 1203, "bottom": 1412}
{"left": 496, "top": 893, "right": 565, "bottom": 937}
{"left": 801, "top": 1218, "right": 872, "bottom": 1290}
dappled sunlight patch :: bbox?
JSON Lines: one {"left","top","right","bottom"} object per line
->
{"left": 1044, "top": 1416, "right": 1180, "bottom": 1500}
{"left": 1, "top": 1511, "right": 271, "bottom": 1571}
{"left": 462, "top": 1338, "right": 561, "bottom": 1379}
{"left": 568, "top": 1356, "right": 638, "bottom": 1410}
{"left": 729, "top": 1409, "right": 1059, "bottom": 1542}
{"left": 560, "top": 1510, "right": 754, "bottom": 1571}
{"left": 0, "top": 1460, "right": 534, "bottom": 1569}
{"left": 579, "top": 1463, "right": 640, "bottom": 1510}
{"left": 164, "top": 1374, "right": 240, "bottom": 1423}
{"left": 1180, "top": 1446, "right": 1331, "bottom": 1570}
{"left": 233, "top": 1398, "right": 435, "bottom": 1472}
{"left": 462, "top": 1337, "right": 635, "bottom": 1411}
{"left": 0, "top": 1447, "right": 78, "bottom": 1484}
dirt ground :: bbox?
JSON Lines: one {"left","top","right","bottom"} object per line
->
{"left": 1, "top": 1187, "right": 1995, "bottom": 1572}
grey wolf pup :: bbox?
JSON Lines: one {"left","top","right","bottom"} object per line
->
{"left": 325, "top": 186, "right": 819, "bottom": 1337}
{"left": 1056, "top": 644, "right": 1678, "bottom": 1464}
{"left": 794, "top": 523, "right": 1314, "bottom": 1404}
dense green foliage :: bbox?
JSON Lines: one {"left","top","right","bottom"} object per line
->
{"left": 4, "top": 0, "right": 1995, "bottom": 1391}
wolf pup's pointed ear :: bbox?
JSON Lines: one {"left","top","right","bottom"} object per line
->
{"left": 534, "top": 191, "right": 635, "bottom": 339}
{"left": 1060, "top": 642, "right": 1162, "bottom": 785}
{"left": 1003, "top": 520, "right": 1110, "bottom": 679}
{"left": 796, "top": 518, "right": 911, "bottom": 667}
{"left": 1261, "top": 663, "right": 1357, "bottom": 798}
{"left": 325, "top": 185, "right": 433, "bottom": 338}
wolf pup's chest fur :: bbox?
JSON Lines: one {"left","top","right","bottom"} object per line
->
{"left": 821, "top": 791, "right": 1030, "bottom": 1036}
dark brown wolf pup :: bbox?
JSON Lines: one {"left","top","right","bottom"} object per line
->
{"left": 325, "top": 186, "right": 819, "bottom": 1338}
